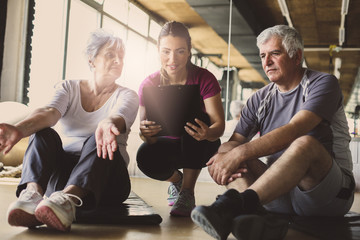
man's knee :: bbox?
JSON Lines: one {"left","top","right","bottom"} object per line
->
{"left": 290, "top": 136, "right": 333, "bottom": 187}
{"left": 290, "top": 135, "right": 325, "bottom": 154}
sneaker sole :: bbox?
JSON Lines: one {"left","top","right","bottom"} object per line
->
{"left": 170, "top": 209, "right": 191, "bottom": 217}
{"left": 8, "top": 209, "right": 42, "bottom": 228}
{"left": 232, "top": 214, "right": 289, "bottom": 240}
{"left": 168, "top": 200, "right": 175, "bottom": 206}
{"left": 191, "top": 207, "right": 230, "bottom": 240}
{"left": 35, "top": 205, "right": 70, "bottom": 232}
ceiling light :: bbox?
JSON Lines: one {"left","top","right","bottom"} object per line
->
{"left": 341, "top": 0, "right": 349, "bottom": 15}
{"left": 277, "top": 0, "right": 293, "bottom": 27}
{"left": 277, "top": 0, "right": 289, "bottom": 16}
{"left": 339, "top": 27, "right": 345, "bottom": 46}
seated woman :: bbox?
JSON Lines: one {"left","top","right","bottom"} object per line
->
{"left": 137, "top": 21, "right": 225, "bottom": 217}
{"left": 1, "top": 29, "right": 139, "bottom": 232}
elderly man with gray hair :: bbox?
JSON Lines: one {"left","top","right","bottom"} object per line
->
{"left": 191, "top": 25, "right": 355, "bottom": 240}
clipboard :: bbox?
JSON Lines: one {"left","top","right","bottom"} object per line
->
{"left": 143, "top": 84, "right": 202, "bottom": 137}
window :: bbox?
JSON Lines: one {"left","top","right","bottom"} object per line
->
{"left": 128, "top": 3, "right": 149, "bottom": 36}
{"left": 65, "top": 0, "right": 100, "bottom": 80}
{"left": 28, "top": 0, "right": 221, "bottom": 107}
{"left": 103, "top": 0, "right": 128, "bottom": 24}
{"left": 149, "top": 19, "right": 161, "bottom": 40}
{"left": 28, "top": 0, "right": 67, "bottom": 107}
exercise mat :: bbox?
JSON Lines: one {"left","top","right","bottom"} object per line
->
{"left": 289, "top": 211, "right": 360, "bottom": 240}
{"left": 75, "top": 191, "right": 162, "bottom": 225}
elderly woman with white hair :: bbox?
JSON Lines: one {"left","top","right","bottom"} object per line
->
{"left": 1, "top": 29, "right": 139, "bottom": 232}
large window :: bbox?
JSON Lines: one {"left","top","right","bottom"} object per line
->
{"left": 28, "top": 0, "right": 221, "bottom": 109}
{"left": 29, "top": 0, "right": 158, "bottom": 108}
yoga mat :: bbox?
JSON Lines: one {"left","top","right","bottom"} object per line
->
{"left": 75, "top": 191, "right": 162, "bottom": 225}
{"left": 289, "top": 211, "right": 360, "bottom": 240}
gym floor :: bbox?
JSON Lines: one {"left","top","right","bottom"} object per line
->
{"left": 0, "top": 177, "right": 359, "bottom": 240}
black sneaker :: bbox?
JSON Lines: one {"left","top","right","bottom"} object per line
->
{"left": 191, "top": 189, "right": 246, "bottom": 240}
{"left": 231, "top": 214, "right": 289, "bottom": 240}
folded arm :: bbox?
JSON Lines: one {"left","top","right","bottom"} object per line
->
{"left": 208, "top": 109, "right": 323, "bottom": 185}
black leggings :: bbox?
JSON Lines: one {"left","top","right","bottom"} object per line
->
{"left": 18, "top": 128, "right": 131, "bottom": 209}
{"left": 136, "top": 133, "right": 220, "bottom": 181}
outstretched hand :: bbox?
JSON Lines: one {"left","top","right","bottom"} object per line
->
{"left": 0, "top": 123, "right": 23, "bottom": 155}
{"left": 95, "top": 121, "right": 120, "bottom": 160}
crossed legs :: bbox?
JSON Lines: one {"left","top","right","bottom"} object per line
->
{"left": 229, "top": 135, "right": 333, "bottom": 205}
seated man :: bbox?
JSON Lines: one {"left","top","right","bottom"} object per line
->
{"left": 191, "top": 25, "right": 355, "bottom": 240}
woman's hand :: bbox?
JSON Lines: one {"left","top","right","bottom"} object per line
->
{"left": 0, "top": 123, "right": 23, "bottom": 155}
{"left": 184, "top": 118, "right": 209, "bottom": 141}
{"left": 139, "top": 120, "right": 161, "bottom": 144}
{"left": 95, "top": 121, "right": 120, "bottom": 160}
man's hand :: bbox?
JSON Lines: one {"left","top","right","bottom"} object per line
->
{"left": 207, "top": 150, "right": 242, "bottom": 185}
{"left": 0, "top": 123, "right": 23, "bottom": 155}
{"left": 95, "top": 121, "right": 120, "bottom": 160}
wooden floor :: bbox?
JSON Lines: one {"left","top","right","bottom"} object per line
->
{"left": 0, "top": 177, "right": 359, "bottom": 240}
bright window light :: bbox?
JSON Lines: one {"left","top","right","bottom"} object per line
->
{"left": 103, "top": 0, "right": 128, "bottom": 24}
{"left": 149, "top": 19, "right": 162, "bottom": 40}
{"left": 128, "top": 3, "right": 149, "bottom": 36}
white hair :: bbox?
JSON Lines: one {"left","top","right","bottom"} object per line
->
{"left": 256, "top": 25, "right": 304, "bottom": 63}
{"left": 85, "top": 28, "right": 125, "bottom": 68}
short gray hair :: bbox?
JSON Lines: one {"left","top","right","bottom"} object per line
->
{"left": 85, "top": 29, "right": 125, "bottom": 68}
{"left": 256, "top": 25, "right": 304, "bottom": 63}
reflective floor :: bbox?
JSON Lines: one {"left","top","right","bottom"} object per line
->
{"left": 1, "top": 177, "right": 358, "bottom": 240}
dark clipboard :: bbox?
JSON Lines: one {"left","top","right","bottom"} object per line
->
{"left": 143, "top": 84, "right": 202, "bottom": 137}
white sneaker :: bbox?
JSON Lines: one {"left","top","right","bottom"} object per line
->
{"left": 7, "top": 189, "right": 43, "bottom": 228}
{"left": 35, "top": 191, "right": 83, "bottom": 232}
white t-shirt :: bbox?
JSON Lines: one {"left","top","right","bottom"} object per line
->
{"left": 46, "top": 80, "right": 139, "bottom": 166}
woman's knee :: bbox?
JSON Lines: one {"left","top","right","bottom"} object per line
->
{"left": 32, "top": 128, "right": 60, "bottom": 142}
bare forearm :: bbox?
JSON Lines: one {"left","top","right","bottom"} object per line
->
{"left": 218, "top": 140, "right": 242, "bottom": 153}
{"left": 100, "top": 116, "right": 126, "bottom": 133}
{"left": 206, "top": 121, "right": 225, "bottom": 141}
{"left": 235, "top": 124, "right": 298, "bottom": 162}
{"left": 15, "top": 107, "right": 60, "bottom": 137}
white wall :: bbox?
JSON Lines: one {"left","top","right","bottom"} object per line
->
{"left": 0, "top": 0, "right": 28, "bottom": 102}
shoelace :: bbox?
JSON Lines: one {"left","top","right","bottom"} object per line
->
{"left": 64, "top": 193, "right": 83, "bottom": 208}
{"left": 48, "top": 192, "right": 83, "bottom": 220}
{"left": 20, "top": 190, "right": 42, "bottom": 201}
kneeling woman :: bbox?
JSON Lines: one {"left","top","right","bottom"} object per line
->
{"left": 137, "top": 21, "right": 225, "bottom": 217}
{"left": 3, "top": 29, "right": 139, "bottom": 231}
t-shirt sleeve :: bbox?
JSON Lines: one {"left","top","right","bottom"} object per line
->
{"left": 199, "top": 69, "right": 221, "bottom": 100}
{"left": 235, "top": 94, "right": 260, "bottom": 138}
{"left": 111, "top": 88, "right": 139, "bottom": 132}
{"left": 301, "top": 74, "right": 342, "bottom": 122}
{"left": 45, "top": 80, "right": 72, "bottom": 117}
